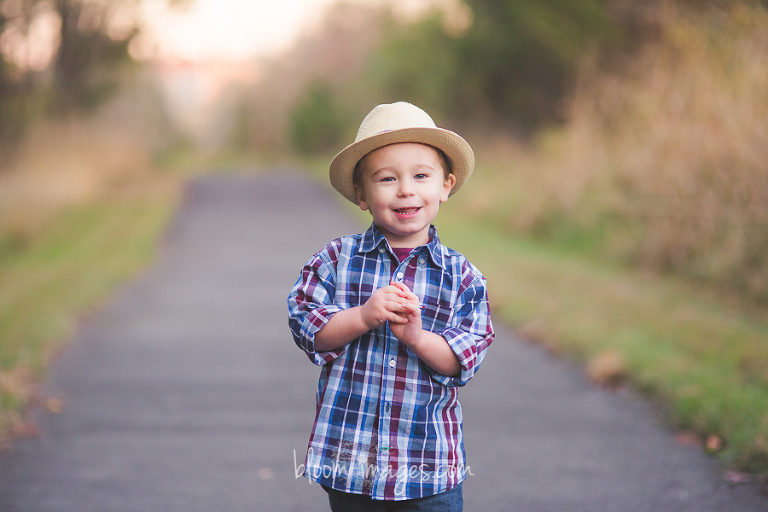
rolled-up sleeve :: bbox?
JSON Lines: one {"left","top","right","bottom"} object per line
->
{"left": 429, "top": 270, "right": 494, "bottom": 388}
{"left": 287, "top": 247, "right": 347, "bottom": 366}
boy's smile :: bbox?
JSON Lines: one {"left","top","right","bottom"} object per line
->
{"left": 355, "top": 143, "right": 456, "bottom": 248}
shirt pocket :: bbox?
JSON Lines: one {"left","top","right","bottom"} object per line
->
{"left": 420, "top": 294, "right": 455, "bottom": 332}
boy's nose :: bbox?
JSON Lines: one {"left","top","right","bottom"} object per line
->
{"left": 397, "top": 179, "right": 414, "bottom": 196}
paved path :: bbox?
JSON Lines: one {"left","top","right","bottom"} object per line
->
{"left": 0, "top": 172, "right": 764, "bottom": 511}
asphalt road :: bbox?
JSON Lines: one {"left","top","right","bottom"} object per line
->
{"left": 0, "top": 172, "right": 764, "bottom": 511}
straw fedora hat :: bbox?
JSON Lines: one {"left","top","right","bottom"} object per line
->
{"left": 329, "top": 102, "right": 475, "bottom": 204}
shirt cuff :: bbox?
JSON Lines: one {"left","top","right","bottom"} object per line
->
{"left": 426, "top": 327, "right": 482, "bottom": 387}
{"left": 302, "top": 305, "right": 346, "bottom": 365}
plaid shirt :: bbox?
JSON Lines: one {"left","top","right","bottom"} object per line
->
{"left": 288, "top": 223, "right": 494, "bottom": 501}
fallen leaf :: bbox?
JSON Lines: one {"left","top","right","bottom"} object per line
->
{"left": 45, "top": 397, "right": 63, "bottom": 414}
{"left": 586, "top": 350, "right": 627, "bottom": 388}
{"left": 724, "top": 471, "right": 752, "bottom": 485}
{"left": 705, "top": 434, "right": 724, "bottom": 453}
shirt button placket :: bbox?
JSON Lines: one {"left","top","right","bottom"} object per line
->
{"left": 380, "top": 351, "right": 395, "bottom": 476}
{"left": 379, "top": 394, "right": 391, "bottom": 483}
{"left": 381, "top": 255, "right": 400, "bottom": 491}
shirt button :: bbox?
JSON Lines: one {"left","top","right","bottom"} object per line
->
{"left": 395, "top": 272, "right": 404, "bottom": 281}
{"left": 379, "top": 247, "right": 385, "bottom": 253}
{"left": 389, "top": 359, "right": 396, "bottom": 368}
{"left": 418, "top": 257, "right": 426, "bottom": 264}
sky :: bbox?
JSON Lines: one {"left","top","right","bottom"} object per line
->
{"left": 2, "top": 0, "right": 443, "bottom": 70}
{"left": 141, "top": 0, "right": 349, "bottom": 62}
{"left": 2, "top": 0, "right": 346, "bottom": 69}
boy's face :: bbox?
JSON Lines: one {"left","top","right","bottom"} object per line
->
{"left": 355, "top": 143, "right": 456, "bottom": 248}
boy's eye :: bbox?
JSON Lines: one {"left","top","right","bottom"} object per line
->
{"left": 379, "top": 176, "right": 396, "bottom": 182}
{"left": 414, "top": 173, "right": 428, "bottom": 179}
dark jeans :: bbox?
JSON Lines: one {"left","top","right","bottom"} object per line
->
{"left": 324, "top": 484, "right": 463, "bottom": 512}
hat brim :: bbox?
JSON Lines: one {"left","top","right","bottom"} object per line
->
{"left": 329, "top": 127, "right": 475, "bottom": 204}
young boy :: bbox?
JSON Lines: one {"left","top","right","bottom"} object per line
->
{"left": 288, "top": 102, "right": 494, "bottom": 511}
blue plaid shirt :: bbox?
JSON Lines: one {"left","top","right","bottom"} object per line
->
{"left": 288, "top": 223, "right": 494, "bottom": 501}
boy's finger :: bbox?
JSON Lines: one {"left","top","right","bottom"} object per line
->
{"left": 390, "top": 283, "right": 420, "bottom": 305}
{"left": 389, "top": 311, "right": 408, "bottom": 323}
{"left": 385, "top": 287, "right": 408, "bottom": 301}
{"left": 385, "top": 298, "right": 410, "bottom": 312}
{"left": 390, "top": 281, "right": 412, "bottom": 294}
{"left": 403, "top": 301, "right": 419, "bottom": 314}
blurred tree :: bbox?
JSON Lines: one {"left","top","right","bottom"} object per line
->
{"left": 52, "top": 0, "right": 143, "bottom": 114}
{"left": 453, "top": 0, "right": 623, "bottom": 133}
{"left": 357, "top": 0, "right": 626, "bottom": 136}
{"left": 289, "top": 80, "right": 349, "bottom": 155}
{"left": 361, "top": 13, "right": 459, "bottom": 126}
{"left": 0, "top": 0, "right": 47, "bottom": 138}
{"left": 0, "top": 0, "right": 189, "bottom": 137}
{"left": 247, "top": 1, "right": 390, "bottom": 157}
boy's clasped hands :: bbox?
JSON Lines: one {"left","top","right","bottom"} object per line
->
{"left": 361, "top": 281, "right": 423, "bottom": 348}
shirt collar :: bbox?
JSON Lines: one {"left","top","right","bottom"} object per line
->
{"left": 359, "top": 223, "right": 446, "bottom": 268}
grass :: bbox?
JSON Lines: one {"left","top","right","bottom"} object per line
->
{"left": 0, "top": 189, "right": 179, "bottom": 440}
{"left": 434, "top": 191, "right": 768, "bottom": 475}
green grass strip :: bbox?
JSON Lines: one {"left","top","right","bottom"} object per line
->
{"left": 0, "top": 193, "right": 177, "bottom": 434}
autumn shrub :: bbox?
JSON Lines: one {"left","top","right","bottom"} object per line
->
{"left": 480, "top": 2, "right": 768, "bottom": 303}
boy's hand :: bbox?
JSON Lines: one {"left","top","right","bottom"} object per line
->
{"left": 385, "top": 282, "right": 423, "bottom": 348}
{"left": 360, "top": 281, "right": 460, "bottom": 378}
{"left": 360, "top": 282, "right": 418, "bottom": 331}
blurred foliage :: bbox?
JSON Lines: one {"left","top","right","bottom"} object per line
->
{"left": 243, "top": 1, "right": 390, "bottom": 157}
{"left": 283, "top": 0, "right": 768, "bottom": 139}
{"left": 283, "top": 0, "right": 635, "bottom": 139}
{"left": 451, "top": 0, "right": 623, "bottom": 132}
{"left": 0, "top": 0, "right": 181, "bottom": 141}
{"left": 358, "top": 13, "right": 458, "bottom": 124}
{"left": 52, "top": 0, "right": 137, "bottom": 114}
{"left": 455, "top": 1, "right": 768, "bottom": 303}
{"left": 289, "top": 81, "right": 349, "bottom": 155}
{"left": 0, "top": 0, "right": 44, "bottom": 139}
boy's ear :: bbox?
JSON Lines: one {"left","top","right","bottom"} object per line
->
{"left": 355, "top": 185, "right": 369, "bottom": 211}
{"left": 440, "top": 174, "right": 457, "bottom": 203}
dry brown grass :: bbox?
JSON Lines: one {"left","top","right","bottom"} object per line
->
{"left": 0, "top": 116, "right": 169, "bottom": 248}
